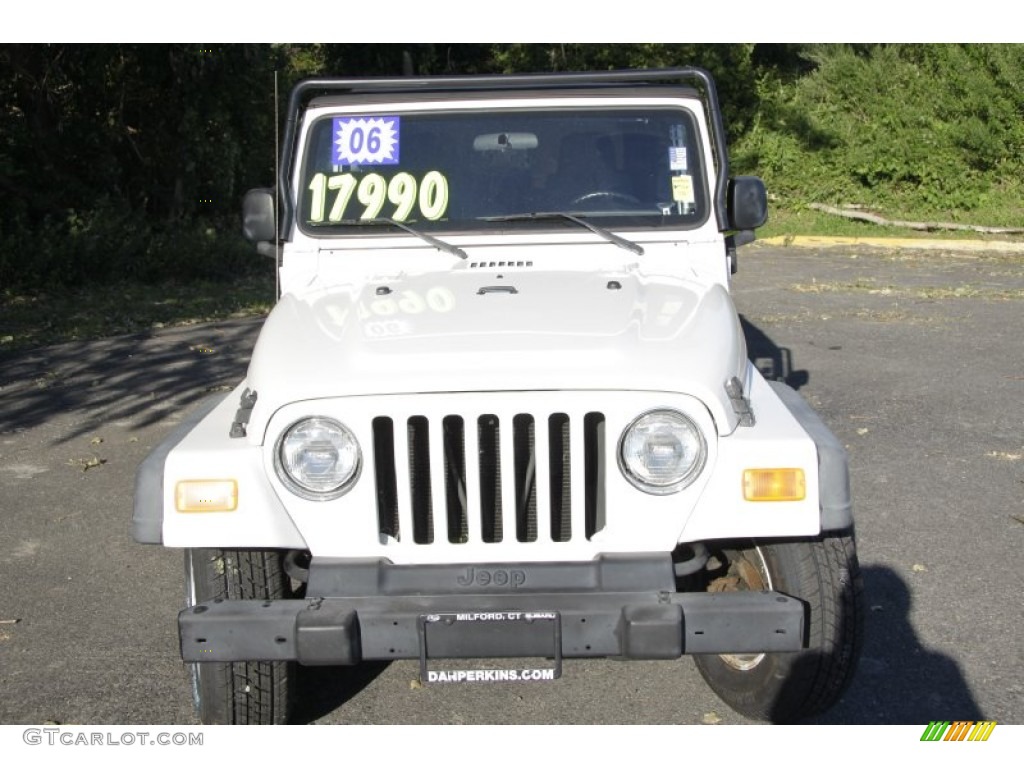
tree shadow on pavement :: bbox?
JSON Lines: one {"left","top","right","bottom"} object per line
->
{"left": 0, "top": 317, "right": 262, "bottom": 443}
{"left": 809, "top": 565, "right": 985, "bottom": 724}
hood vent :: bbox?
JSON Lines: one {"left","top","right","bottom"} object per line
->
{"left": 468, "top": 260, "right": 534, "bottom": 269}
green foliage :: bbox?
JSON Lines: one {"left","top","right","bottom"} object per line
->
{"left": 2, "top": 43, "right": 1022, "bottom": 297}
{"left": 0, "top": 44, "right": 279, "bottom": 289}
{"left": 0, "top": 205, "right": 259, "bottom": 288}
{"left": 734, "top": 44, "right": 1024, "bottom": 223}
{"left": 488, "top": 44, "right": 760, "bottom": 139}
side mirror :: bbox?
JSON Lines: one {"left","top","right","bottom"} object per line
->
{"left": 726, "top": 176, "right": 768, "bottom": 231}
{"left": 242, "top": 188, "right": 276, "bottom": 244}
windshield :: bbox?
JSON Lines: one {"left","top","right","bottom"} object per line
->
{"left": 298, "top": 107, "right": 708, "bottom": 234}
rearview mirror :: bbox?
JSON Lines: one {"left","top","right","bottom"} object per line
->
{"left": 473, "top": 132, "right": 539, "bottom": 151}
{"left": 726, "top": 176, "right": 768, "bottom": 231}
{"left": 242, "top": 188, "right": 276, "bottom": 243}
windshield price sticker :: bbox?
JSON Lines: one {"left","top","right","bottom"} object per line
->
{"left": 307, "top": 171, "right": 449, "bottom": 223}
{"left": 333, "top": 116, "right": 400, "bottom": 165}
{"left": 669, "top": 146, "right": 688, "bottom": 171}
{"left": 671, "top": 174, "right": 695, "bottom": 204}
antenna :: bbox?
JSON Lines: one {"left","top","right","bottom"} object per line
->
{"left": 274, "top": 70, "right": 281, "bottom": 300}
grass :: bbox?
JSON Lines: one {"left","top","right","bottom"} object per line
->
{"left": 790, "top": 280, "right": 1024, "bottom": 301}
{"left": 1, "top": 274, "right": 275, "bottom": 354}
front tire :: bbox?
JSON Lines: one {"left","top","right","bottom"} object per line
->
{"left": 694, "top": 534, "right": 864, "bottom": 723}
{"left": 184, "top": 549, "right": 295, "bottom": 725}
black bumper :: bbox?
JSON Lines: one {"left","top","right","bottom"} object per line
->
{"left": 180, "top": 555, "right": 804, "bottom": 665}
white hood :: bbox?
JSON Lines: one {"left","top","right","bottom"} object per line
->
{"left": 245, "top": 263, "right": 747, "bottom": 437}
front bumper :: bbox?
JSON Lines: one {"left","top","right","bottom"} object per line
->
{"left": 179, "top": 555, "right": 804, "bottom": 665}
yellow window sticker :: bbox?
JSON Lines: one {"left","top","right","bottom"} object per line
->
{"left": 671, "top": 175, "right": 695, "bottom": 204}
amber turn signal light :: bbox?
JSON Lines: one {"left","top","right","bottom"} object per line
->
{"left": 743, "top": 469, "right": 805, "bottom": 502}
{"left": 175, "top": 480, "right": 238, "bottom": 512}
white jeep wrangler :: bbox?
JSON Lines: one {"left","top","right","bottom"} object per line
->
{"left": 133, "top": 68, "right": 863, "bottom": 724}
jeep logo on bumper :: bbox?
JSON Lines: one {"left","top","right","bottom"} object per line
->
{"left": 456, "top": 567, "right": 526, "bottom": 589}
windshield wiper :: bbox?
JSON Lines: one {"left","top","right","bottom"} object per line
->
{"left": 308, "top": 218, "right": 467, "bottom": 259}
{"left": 483, "top": 212, "right": 644, "bottom": 256}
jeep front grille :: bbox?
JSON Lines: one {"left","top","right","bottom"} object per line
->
{"left": 371, "top": 411, "right": 606, "bottom": 546}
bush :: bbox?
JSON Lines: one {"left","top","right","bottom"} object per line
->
{"left": 734, "top": 44, "right": 1024, "bottom": 223}
{"left": 0, "top": 204, "right": 259, "bottom": 290}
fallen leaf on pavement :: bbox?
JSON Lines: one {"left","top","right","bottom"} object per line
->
{"left": 68, "top": 457, "right": 107, "bottom": 472}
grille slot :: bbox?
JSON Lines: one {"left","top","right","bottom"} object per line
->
{"left": 376, "top": 411, "right": 605, "bottom": 547}
{"left": 442, "top": 416, "right": 468, "bottom": 543}
{"left": 477, "top": 415, "right": 503, "bottom": 543}
{"left": 407, "top": 416, "right": 433, "bottom": 544}
{"left": 513, "top": 414, "right": 537, "bottom": 542}
{"left": 548, "top": 413, "right": 571, "bottom": 542}
{"left": 584, "top": 412, "right": 607, "bottom": 539}
{"left": 371, "top": 417, "right": 399, "bottom": 539}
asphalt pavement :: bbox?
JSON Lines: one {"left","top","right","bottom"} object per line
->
{"left": 1, "top": 241, "right": 1021, "bottom": 725}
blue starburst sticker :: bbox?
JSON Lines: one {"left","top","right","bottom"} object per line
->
{"left": 333, "top": 116, "right": 400, "bottom": 166}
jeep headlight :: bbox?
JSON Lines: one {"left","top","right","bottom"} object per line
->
{"left": 275, "top": 417, "right": 361, "bottom": 500}
{"left": 618, "top": 409, "right": 706, "bottom": 494}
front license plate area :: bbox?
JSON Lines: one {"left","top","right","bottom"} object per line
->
{"left": 418, "top": 611, "right": 562, "bottom": 683}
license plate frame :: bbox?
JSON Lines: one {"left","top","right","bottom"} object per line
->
{"left": 417, "top": 610, "right": 562, "bottom": 683}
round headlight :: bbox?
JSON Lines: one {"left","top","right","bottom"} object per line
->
{"left": 619, "top": 409, "right": 706, "bottom": 494}
{"left": 275, "top": 417, "right": 361, "bottom": 500}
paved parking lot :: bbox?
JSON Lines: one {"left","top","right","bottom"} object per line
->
{"left": 0, "top": 243, "right": 1021, "bottom": 725}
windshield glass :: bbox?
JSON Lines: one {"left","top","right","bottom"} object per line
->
{"left": 298, "top": 107, "right": 707, "bottom": 233}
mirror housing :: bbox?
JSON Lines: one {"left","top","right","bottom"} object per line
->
{"left": 726, "top": 176, "right": 768, "bottom": 231}
{"left": 242, "top": 188, "right": 276, "bottom": 244}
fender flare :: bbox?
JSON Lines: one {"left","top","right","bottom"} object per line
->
{"left": 767, "top": 381, "right": 853, "bottom": 532}
{"left": 131, "top": 394, "right": 231, "bottom": 544}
